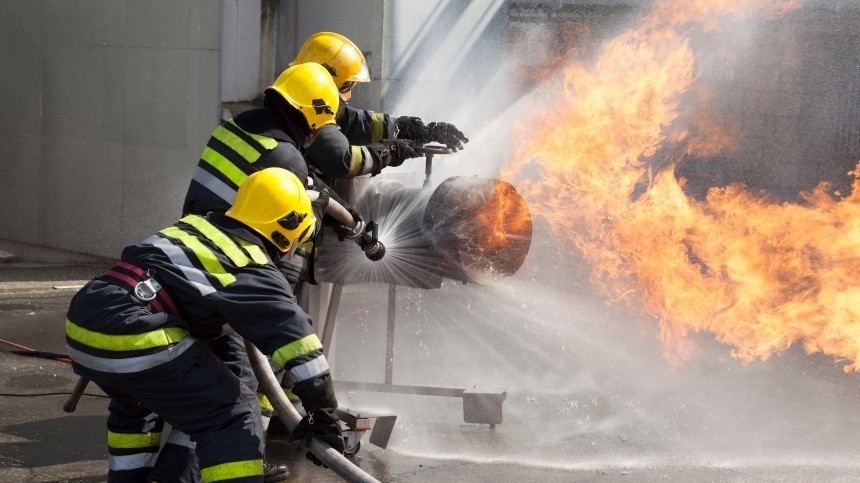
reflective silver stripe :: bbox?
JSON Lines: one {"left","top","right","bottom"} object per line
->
{"left": 166, "top": 430, "right": 195, "bottom": 449}
{"left": 143, "top": 236, "right": 217, "bottom": 296}
{"left": 68, "top": 337, "right": 198, "bottom": 373}
{"left": 191, "top": 167, "right": 238, "bottom": 205}
{"left": 109, "top": 452, "right": 156, "bottom": 471}
{"left": 290, "top": 355, "right": 330, "bottom": 383}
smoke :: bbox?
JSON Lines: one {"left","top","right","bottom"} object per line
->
{"left": 329, "top": 0, "right": 860, "bottom": 471}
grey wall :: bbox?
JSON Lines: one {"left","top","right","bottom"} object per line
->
{"left": 0, "top": 0, "right": 221, "bottom": 260}
{"left": 222, "top": 0, "right": 278, "bottom": 103}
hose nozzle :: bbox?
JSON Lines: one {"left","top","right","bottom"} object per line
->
{"left": 356, "top": 220, "right": 385, "bottom": 261}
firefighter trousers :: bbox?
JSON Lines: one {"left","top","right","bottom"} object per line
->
{"left": 148, "top": 332, "right": 259, "bottom": 483}
{"left": 90, "top": 340, "right": 265, "bottom": 483}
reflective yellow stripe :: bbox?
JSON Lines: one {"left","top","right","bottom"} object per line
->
{"left": 370, "top": 112, "right": 386, "bottom": 142}
{"left": 160, "top": 227, "right": 236, "bottom": 287}
{"left": 212, "top": 125, "right": 262, "bottom": 163}
{"left": 200, "top": 147, "right": 248, "bottom": 188}
{"left": 283, "top": 388, "right": 300, "bottom": 402}
{"left": 272, "top": 334, "right": 323, "bottom": 368}
{"left": 201, "top": 459, "right": 263, "bottom": 482}
{"left": 347, "top": 146, "right": 364, "bottom": 177}
{"left": 66, "top": 319, "right": 187, "bottom": 352}
{"left": 256, "top": 393, "right": 273, "bottom": 412}
{"left": 108, "top": 431, "right": 162, "bottom": 449}
{"left": 296, "top": 238, "right": 319, "bottom": 258}
{"left": 228, "top": 119, "right": 278, "bottom": 150}
{"left": 231, "top": 236, "right": 269, "bottom": 264}
{"left": 180, "top": 215, "right": 250, "bottom": 268}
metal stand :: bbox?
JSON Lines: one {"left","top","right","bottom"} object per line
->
{"left": 313, "top": 281, "right": 507, "bottom": 431}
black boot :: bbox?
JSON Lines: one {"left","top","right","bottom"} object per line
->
{"left": 263, "top": 462, "right": 290, "bottom": 483}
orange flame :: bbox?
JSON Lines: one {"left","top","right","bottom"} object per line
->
{"left": 475, "top": 182, "right": 533, "bottom": 251}
{"left": 503, "top": 0, "right": 860, "bottom": 370}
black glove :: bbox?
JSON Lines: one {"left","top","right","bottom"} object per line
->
{"left": 426, "top": 122, "right": 468, "bottom": 151}
{"left": 395, "top": 116, "right": 468, "bottom": 152}
{"left": 395, "top": 116, "right": 430, "bottom": 144}
{"left": 290, "top": 375, "right": 341, "bottom": 465}
{"left": 366, "top": 139, "right": 419, "bottom": 174}
{"left": 310, "top": 188, "right": 330, "bottom": 235}
{"left": 289, "top": 408, "right": 344, "bottom": 467}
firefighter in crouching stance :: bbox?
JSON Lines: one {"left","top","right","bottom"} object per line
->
{"left": 65, "top": 168, "right": 343, "bottom": 483}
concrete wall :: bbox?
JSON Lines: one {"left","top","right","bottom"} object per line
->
{"left": 221, "top": 0, "right": 262, "bottom": 103}
{"left": 0, "top": 0, "right": 222, "bottom": 260}
{"left": 221, "top": 0, "right": 281, "bottom": 103}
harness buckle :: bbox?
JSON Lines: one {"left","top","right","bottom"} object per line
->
{"left": 133, "top": 278, "right": 162, "bottom": 302}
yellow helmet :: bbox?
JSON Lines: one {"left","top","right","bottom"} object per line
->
{"left": 226, "top": 168, "right": 315, "bottom": 255}
{"left": 266, "top": 63, "right": 339, "bottom": 130}
{"left": 292, "top": 32, "right": 371, "bottom": 92}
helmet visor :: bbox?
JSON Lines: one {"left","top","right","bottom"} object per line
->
{"left": 285, "top": 224, "right": 314, "bottom": 259}
{"left": 338, "top": 81, "right": 356, "bottom": 94}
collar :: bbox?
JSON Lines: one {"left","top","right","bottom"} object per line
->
{"left": 232, "top": 108, "right": 306, "bottom": 145}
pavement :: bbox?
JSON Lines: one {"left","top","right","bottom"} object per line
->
{"left": 3, "top": 263, "right": 860, "bottom": 482}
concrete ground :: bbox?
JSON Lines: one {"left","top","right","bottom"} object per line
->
{"left": 3, "top": 263, "right": 860, "bottom": 482}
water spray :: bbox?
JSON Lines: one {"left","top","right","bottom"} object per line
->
{"left": 315, "top": 175, "right": 532, "bottom": 288}
{"left": 347, "top": 143, "right": 450, "bottom": 263}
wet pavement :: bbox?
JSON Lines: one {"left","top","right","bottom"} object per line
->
{"left": 3, "top": 263, "right": 860, "bottom": 482}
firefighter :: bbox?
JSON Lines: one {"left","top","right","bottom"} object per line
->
{"left": 296, "top": 31, "right": 470, "bottom": 183}
{"left": 151, "top": 62, "right": 360, "bottom": 483}
{"left": 65, "top": 167, "right": 344, "bottom": 483}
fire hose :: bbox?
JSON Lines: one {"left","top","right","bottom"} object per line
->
{"left": 244, "top": 340, "right": 380, "bottom": 483}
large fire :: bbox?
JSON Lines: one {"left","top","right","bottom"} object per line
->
{"left": 502, "top": 0, "right": 860, "bottom": 369}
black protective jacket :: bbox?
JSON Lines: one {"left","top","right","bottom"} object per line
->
{"left": 182, "top": 99, "right": 310, "bottom": 217}
{"left": 303, "top": 102, "right": 396, "bottom": 183}
{"left": 66, "top": 212, "right": 336, "bottom": 407}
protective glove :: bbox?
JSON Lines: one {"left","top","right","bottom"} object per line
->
{"left": 426, "top": 122, "right": 468, "bottom": 151}
{"left": 366, "top": 139, "right": 420, "bottom": 175}
{"left": 288, "top": 408, "right": 344, "bottom": 467}
{"left": 395, "top": 116, "right": 430, "bottom": 144}
{"left": 395, "top": 116, "right": 468, "bottom": 151}
{"left": 330, "top": 205, "right": 366, "bottom": 242}
{"left": 309, "top": 188, "right": 330, "bottom": 235}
